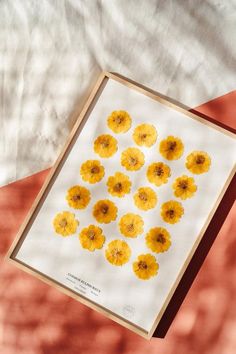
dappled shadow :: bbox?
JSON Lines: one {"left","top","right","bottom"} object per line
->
{"left": 1, "top": 152, "right": 236, "bottom": 354}
{"left": 1, "top": 1, "right": 236, "bottom": 352}
{"left": 1, "top": 0, "right": 236, "bottom": 187}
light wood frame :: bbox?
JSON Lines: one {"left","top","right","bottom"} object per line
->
{"left": 6, "top": 71, "right": 236, "bottom": 340}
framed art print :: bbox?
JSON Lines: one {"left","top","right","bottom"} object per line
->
{"left": 7, "top": 72, "right": 236, "bottom": 340}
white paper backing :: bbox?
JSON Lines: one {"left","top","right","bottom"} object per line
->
{"left": 16, "top": 78, "right": 236, "bottom": 333}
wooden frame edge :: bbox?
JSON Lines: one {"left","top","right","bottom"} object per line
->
{"left": 5, "top": 70, "right": 236, "bottom": 341}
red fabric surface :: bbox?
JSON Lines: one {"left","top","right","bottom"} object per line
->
{"left": 0, "top": 92, "right": 236, "bottom": 353}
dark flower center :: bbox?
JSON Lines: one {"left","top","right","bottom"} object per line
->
{"left": 101, "top": 205, "right": 109, "bottom": 214}
{"left": 101, "top": 140, "right": 109, "bottom": 148}
{"left": 72, "top": 194, "right": 81, "bottom": 201}
{"left": 112, "top": 248, "right": 122, "bottom": 257}
{"left": 88, "top": 230, "right": 95, "bottom": 240}
{"left": 168, "top": 141, "right": 177, "bottom": 151}
{"left": 127, "top": 223, "right": 134, "bottom": 231}
{"left": 114, "top": 182, "right": 123, "bottom": 192}
{"left": 179, "top": 181, "right": 188, "bottom": 190}
{"left": 91, "top": 166, "right": 100, "bottom": 174}
{"left": 129, "top": 157, "right": 137, "bottom": 166}
{"left": 138, "top": 261, "right": 148, "bottom": 270}
{"left": 139, "top": 192, "right": 148, "bottom": 201}
{"left": 166, "top": 209, "right": 175, "bottom": 218}
{"left": 154, "top": 166, "right": 164, "bottom": 176}
{"left": 115, "top": 116, "right": 124, "bottom": 124}
{"left": 196, "top": 155, "right": 205, "bottom": 164}
{"left": 156, "top": 233, "right": 165, "bottom": 244}
{"left": 59, "top": 218, "right": 67, "bottom": 228}
{"left": 140, "top": 133, "right": 147, "bottom": 140}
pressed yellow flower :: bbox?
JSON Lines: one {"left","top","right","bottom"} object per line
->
{"left": 105, "top": 239, "right": 131, "bottom": 266}
{"left": 79, "top": 225, "right": 105, "bottom": 251}
{"left": 80, "top": 160, "right": 105, "bottom": 184}
{"left": 146, "top": 162, "right": 171, "bottom": 186}
{"left": 145, "top": 227, "right": 171, "bottom": 253}
{"left": 133, "top": 254, "right": 159, "bottom": 280}
{"left": 53, "top": 211, "right": 78, "bottom": 236}
{"left": 94, "top": 134, "right": 118, "bottom": 158}
{"left": 66, "top": 185, "right": 91, "bottom": 209}
{"left": 107, "top": 110, "right": 132, "bottom": 133}
{"left": 159, "top": 136, "right": 184, "bottom": 160}
{"left": 107, "top": 172, "right": 131, "bottom": 197}
{"left": 119, "top": 213, "right": 144, "bottom": 238}
{"left": 172, "top": 175, "right": 197, "bottom": 200}
{"left": 93, "top": 199, "right": 118, "bottom": 224}
{"left": 185, "top": 151, "right": 211, "bottom": 174}
{"left": 161, "top": 200, "right": 184, "bottom": 224}
{"left": 121, "top": 147, "right": 145, "bottom": 171}
{"left": 133, "top": 124, "right": 157, "bottom": 147}
{"left": 134, "top": 187, "right": 157, "bottom": 211}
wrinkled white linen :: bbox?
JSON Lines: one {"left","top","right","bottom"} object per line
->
{"left": 0, "top": 0, "right": 235, "bottom": 186}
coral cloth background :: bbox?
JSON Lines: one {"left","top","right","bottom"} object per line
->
{"left": 0, "top": 91, "right": 235, "bottom": 354}
{"left": 0, "top": 1, "right": 236, "bottom": 353}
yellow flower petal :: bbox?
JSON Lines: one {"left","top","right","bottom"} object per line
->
{"left": 185, "top": 151, "right": 211, "bottom": 174}
{"left": 53, "top": 211, "right": 78, "bottom": 237}
{"left": 119, "top": 213, "right": 144, "bottom": 238}
{"left": 94, "top": 134, "right": 118, "bottom": 158}
{"left": 159, "top": 136, "right": 184, "bottom": 160}
{"left": 134, "top": 187, "right": 157, "bottom": 211}
{"left": 133, "top": 254, "right": 159, "bottom": 280}
{"left": 172, "top": 175, "right": 197, "bottom": 200}
{"left": 161, "top": 200, "right": 184, "bottom": 224}
{"left": 79, "top": 225, "right": 105, "bottom": 251}
{"left": 107, "top": 172, "right": 131, "bottom": 197}
{"left": 133, "top": 124, "right": 157, "bottom": 147}
{"left": 66, "top": 185, "right": 91, "bottom": 209}
{"left": 93, "top": 199, "right": 118, "bottom": 224}
{"left": 105, "top": 239, "right": 131, "bottom": 266}
{"left": 145, "top": 227, "right": 171, "bottom": 253}
{"left": 80, "top": 160, "right": 105, "bottom": 184}
{"left": 146, "top": 162, "right": 171, "bottom": 186}
{"left": 121, "top": 147, "right": 145, "bottom": 171}
{"left": 107, "top": 110, "right": 132, "bottom": 133}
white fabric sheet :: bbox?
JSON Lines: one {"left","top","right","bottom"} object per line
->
{"left": 0, "top": 0, "right": 235, "bottom": 186}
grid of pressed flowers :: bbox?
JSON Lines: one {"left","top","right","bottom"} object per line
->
{"left": 53, "top": 110, "right": 211, "bottom": 281}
